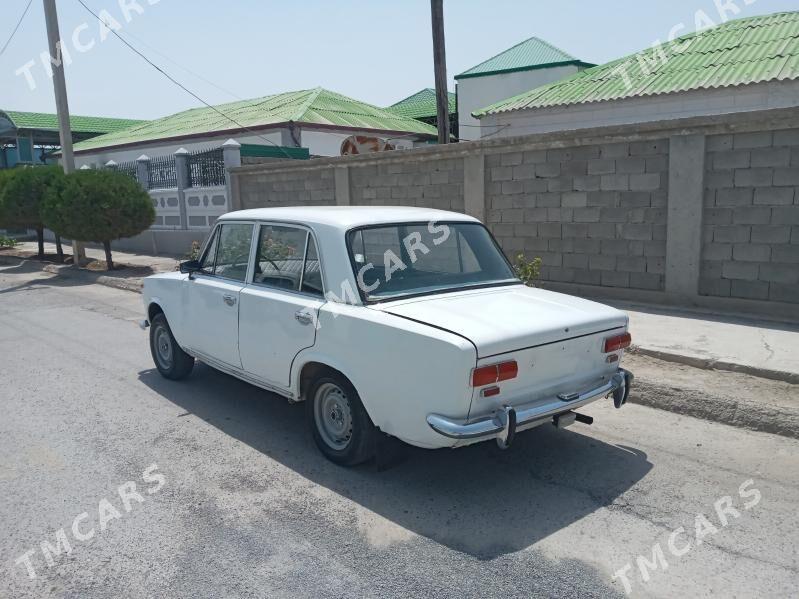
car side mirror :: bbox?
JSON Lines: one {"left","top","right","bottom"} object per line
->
{"left": 179, "top": 259, "right": 201, "bottom": 278}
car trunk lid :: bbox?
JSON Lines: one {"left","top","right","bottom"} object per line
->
{"left": 373, "top": 285, "right": 628, "bottom": 358}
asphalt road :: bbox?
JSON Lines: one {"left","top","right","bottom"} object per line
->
{"left": 1, "top": 258, "right": 797, "bottom": 598}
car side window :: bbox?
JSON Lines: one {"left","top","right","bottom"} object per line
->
{"left": 301, "top": 235, "right": 324, "bottom": 297}
{"left": 198, "top": 228, "right": 219, "bottom": 272}
{"left": 253, "top": 225, "right": 307, "bottom": 291}
{"left": 214, "top": 223, "right": 254, "bottom": 282}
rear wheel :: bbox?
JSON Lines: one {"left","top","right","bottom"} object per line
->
{"left": 306, "top": 372, "right": 375, "bottom": 466}
{"left": 149, "top": 313, "right": 194, "bottom": 380}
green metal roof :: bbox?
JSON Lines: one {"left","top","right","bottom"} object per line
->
{"left": 388, "top": 88, "right": 456, "bottom": 119}
{"left": 455, "top": 36, "right": 592, "bottom": 79}
{"left": 476, "top": 11, "right": 799, "bottom": 116}
{"left": 3, "top": 110, "right": 144, "bottom": 134}
{"left": 72, "top": 88, "right": 438, "bottom": 153}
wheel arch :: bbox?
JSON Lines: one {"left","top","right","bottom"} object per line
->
{"left": 147, "top": 300, "right": 165, "bottom": 322}
{"left": 295, "top": 359, "right": 371, "bottom": 414}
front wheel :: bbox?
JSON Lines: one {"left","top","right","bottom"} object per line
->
{"left": 306, "top": 373, "right": 376, "bottom": 466}
{"left": 149, "top": 313, "right": 194, "bottom": 380}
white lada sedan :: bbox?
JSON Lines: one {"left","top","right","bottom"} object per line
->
{"left": 141, "top": 206, "right": 633, "bottom": 466}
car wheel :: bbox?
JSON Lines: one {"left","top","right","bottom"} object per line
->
{"left": 306, "top": 372, "right": 375, "bottom": 466}
{"left": 149, "top": 313, "right": 194, "bottom": 380}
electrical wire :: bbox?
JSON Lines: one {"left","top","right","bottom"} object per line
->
{"left": 112, "top": 27, "right": 244, "bottom": 101}
{"left": 75, "top": 0, "right": 295, "bottom": 159}
{"left": 0, "top": 0, "right": 33, "bottom": 58}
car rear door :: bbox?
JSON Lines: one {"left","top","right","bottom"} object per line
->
{"left": 182, "top": 221, "right": 255, "bottom": 368}
{"left": 238, "top": 223, "right": 325, "bottom": 388}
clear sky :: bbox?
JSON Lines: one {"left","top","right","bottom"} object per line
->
{"left": 1, "top": 0, "right": 796, "bottom": 120}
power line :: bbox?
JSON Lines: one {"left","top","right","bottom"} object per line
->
{"left": 75, "top": 0, "right": 294, "bottom": 159}
{"left": 0, "top": 0, "right": 33, "bottom": 58}
{"left": 114, "top": 28, "right": 244, "bottom": 101}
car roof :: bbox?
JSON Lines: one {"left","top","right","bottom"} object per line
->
{"left": 218, "top": 206, "right": 480, "bottom": 229}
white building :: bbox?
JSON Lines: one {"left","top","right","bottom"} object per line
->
{"left": 455, "top": 36, "right": 593, "bottom": 141}
{"left": 70, "top": 87, "right": 438, "bottom": 167}
{"left": 474, "top": 12, "right": 799, "bottom": 137}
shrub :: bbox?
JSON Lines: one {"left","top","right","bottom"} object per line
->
{"left": 0, "top": 234, "right": 17, "bottom": 248}
{"left": 185, "top": 240, "right": 202, "bottom": 261}
{"left": 513, "top": 253, "right": 542, "bottom": 287}
{"left": 0, "top": 166, "right": 65, "bottom": 259}
{"left": 43, "top": 169, "right": 154, "bottom": 270}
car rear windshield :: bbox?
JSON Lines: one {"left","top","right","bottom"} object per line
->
{"left": 346, "top": 222, "right": 518, "bottom": 301}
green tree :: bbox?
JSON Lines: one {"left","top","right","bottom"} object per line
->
{"left": 43, "top": 169, "right": 154, "bottom": 270}
{"left": 0, "top": 166, "right": 66, "bottom": 260}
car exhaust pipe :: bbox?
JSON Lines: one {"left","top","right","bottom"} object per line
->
{"left": 553, "top": 411, "right": 593, "bottom": 429}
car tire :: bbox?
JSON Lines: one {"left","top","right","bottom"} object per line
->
{"left": 149, "top": 312, "right": 194, "bottom": 380}
{"left": 306, "top": 372, "right": 375, "bottom": 466}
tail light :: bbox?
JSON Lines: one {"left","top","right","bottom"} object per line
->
{"left": 604, "top": 332, "right": 631, "bottom": 353}
{"left": 471, "top": 360, "right": 518, "bottom": 386}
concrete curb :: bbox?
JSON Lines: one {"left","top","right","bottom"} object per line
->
{"left": 40, "top": 263, "right": 144, "bottom": 293}
{"left": 627, "top": 376, "right": 799, "bottom": 440}
{"left": 628, "top": 345, "right": 799, "bottom": 385}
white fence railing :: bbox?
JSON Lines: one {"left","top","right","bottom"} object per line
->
{"left": 150, "top": 188, "right": 182, "bottom": 229}
{"left": 184, "top": 186, "right": 228, "bottom": 230}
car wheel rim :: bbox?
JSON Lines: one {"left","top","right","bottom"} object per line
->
{"left": 314, "top": 382, "right": 353, "bottom": 451}
{"left": 154, "top": 326, "right": 173, "bottom": 369}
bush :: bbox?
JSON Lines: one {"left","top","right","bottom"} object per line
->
{"left": 43, "top": 170, "right": 154, "bottom": 270}
{"left": 0, "top": 234, "right": 17, "bottom": 248}
{"left": 513, "top": 253, "right": 542, "bottom": 287}
{"left": 0, "top": 166, "right": 65, "bottom": 259}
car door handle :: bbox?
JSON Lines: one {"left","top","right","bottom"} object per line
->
{"left": 223, "top": 294, "right": 237, "bottom": 306}
{"left": 295, "top": 310, "right": 313, "bottom": 325}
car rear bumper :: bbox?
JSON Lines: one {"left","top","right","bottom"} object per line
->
{"left": 426, "top": 368, "right": 633, "bottom": 445}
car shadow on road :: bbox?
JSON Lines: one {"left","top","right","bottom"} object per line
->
{"left": 139, "top": 363, "right": 652, "bottom": 560}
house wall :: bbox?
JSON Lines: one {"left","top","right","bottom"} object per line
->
{"left": 74, "top": 131, "right": 284, "bottom": 168}
{"left": 73, "top": 127, "right": 422, "bottom": 167}
{"left": 457, "top": 65, "right": 582, "bottom": 141}
{"left": 478, "top": 79, "right": 799, "bottom": 137}
{"left": 230, "top": 107, "right": 799, "bottom": 318}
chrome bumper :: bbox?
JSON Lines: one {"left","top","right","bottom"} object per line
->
{"left": 426, "top": 368, "right": 633, "bottom": 444}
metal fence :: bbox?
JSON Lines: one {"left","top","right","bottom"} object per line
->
{"left": 147, "top": 154, "right": 178, "bottom": 189}
{"left": 107, "top": 160, "right": 137, "bottom": 181}
{"left": 188, "top": 147, "right": 226, "bottom": 188}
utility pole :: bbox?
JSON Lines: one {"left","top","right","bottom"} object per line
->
{"left": 430, "top": 0, "right": 450, "bottom": 144}
{"left": 43, "top": 0, "right": 85, "bottom": 265}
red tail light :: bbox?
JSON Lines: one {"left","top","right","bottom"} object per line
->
{"left": 471, "top": 360, "right": 518, "bottom": 386}
{"left": 604, "top": 332, "right": 631, "bottom": 353}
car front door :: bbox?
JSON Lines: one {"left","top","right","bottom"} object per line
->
{"left": 238, "top": 223, "right": 325, "bottom": 389}
{"left": 183, "top": 221, "right": 255, "bottom": 368}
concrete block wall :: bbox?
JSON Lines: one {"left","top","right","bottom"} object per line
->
{"left": 349, "top": 157, "right": 464, "bottom": 212}
{"left": 230, "top": 107, "right": 799, "bottom": 317}
{"left": 238, "top": 168, "right": 335, "bottom": 210}
{"left": 484, "top": 140, "right": 669, "bottom": 290}
{"left": 702, "top": 129, "right": 799, "bottom": 303}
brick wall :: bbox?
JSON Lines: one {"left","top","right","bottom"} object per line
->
{"left": 349, "top": 157, "right": 464, "bottom": 212}
{"left": 238, "top": 167, "right": 335, "bottom": 210}
{"left": 485, "top": 140, "right": 669, "bottom": 290}
{"left": 702, "top": 129, "right": 799, "bottom": 303}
